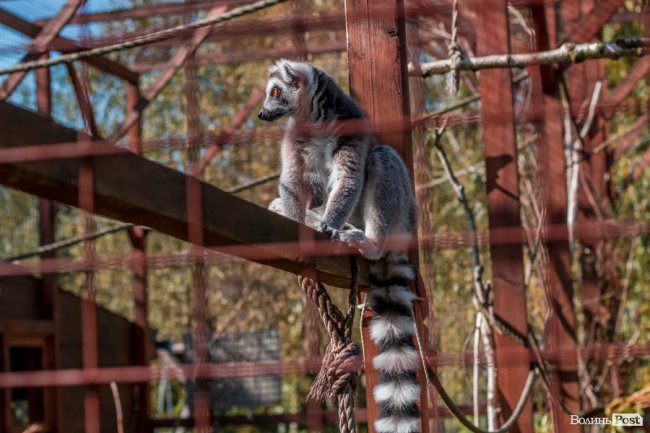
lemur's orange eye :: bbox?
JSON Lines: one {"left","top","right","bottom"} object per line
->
{"left": 272, "top": 88, "right": 280, "bottom": 98}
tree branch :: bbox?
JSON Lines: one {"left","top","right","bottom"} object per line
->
{"left": 417, "top": 38, "right": 650, "bottom": 76}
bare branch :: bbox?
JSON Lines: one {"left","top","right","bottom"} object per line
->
{"left": 417, "top": 38, "right": 650, "bottom": 76}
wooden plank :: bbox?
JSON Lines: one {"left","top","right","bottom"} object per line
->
{"left": 0, "top": 320, "right": 54, "bottom": 336}
{"left": 530, "top": 5, "right": 581, "bottom": 432}
{"left": 474, "top": 0, "right": 532, "bottom": 431}
{"left": 0, "top": 0, "right": 84, "bottom": 99}
{"left": 0, "top": 101, "right": 364, "bottom": 289}
{"left": 344, "top": 1, "right": 430, "bottom": 432}
{"left": 0, "top": 8, "right": 139, "bottom": 84}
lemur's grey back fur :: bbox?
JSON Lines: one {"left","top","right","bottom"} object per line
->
{"left": 260, "top": 60, "right": 420, "bottom": 433}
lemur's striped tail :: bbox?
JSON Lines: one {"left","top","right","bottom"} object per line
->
{"left": 366, "top": 251, "right": 421, "bottom": 433}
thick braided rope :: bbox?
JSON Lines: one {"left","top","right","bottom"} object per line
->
{"left": 298, "top": 259, "right": 359, "bottom": 433}
{"left": 0, "top": 0, "right": 287, "bottom": 77}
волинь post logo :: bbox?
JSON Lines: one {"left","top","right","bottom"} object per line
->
{"left": 570, "top": 413, "right": 643, "bottom": 427}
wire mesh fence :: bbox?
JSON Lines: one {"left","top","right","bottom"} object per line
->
{"left": 0, "top": 0, "right": 649, "bottom": 433}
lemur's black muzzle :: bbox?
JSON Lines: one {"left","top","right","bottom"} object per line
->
{"left": 258, "top": 109, "right": 271, "bottom": 121}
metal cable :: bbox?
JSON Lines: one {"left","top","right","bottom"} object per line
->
{"left": 2, "top": 222, "right": 134, "bottom": 262}
{"left": 0, "top": 0, "right": 287, "bottom": 77}
{"left": 227, "top": 170, "right": 281, "bottom": 194}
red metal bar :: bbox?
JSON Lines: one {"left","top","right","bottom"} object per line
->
{"left": 530, "top": 4, "right": 581, "bottom": 432}
{"left": 35, "top": 51, "right": 60, "bottom": 433}
{"left": 0, "top": 342, "right": 647, "bottom": 388}
{"left": 185, "top": 31, "right": 210, "bottom": 427}
{"left": 54, "top": 0, "right": 251, "bottom": 24}
{"left": 191, "top": 86, "right": 265, "bottom": 176}
{"left": 344, "top": 1, "right": 430, "bottom": 432}
{"left": 134, "top": 40, "right": 347, "bottom": 73}
{"left": 0, "top": 8, "right": 139, "bottom": 84}
{"left": 0, "top": 0, "right": 84, "bottom": 99}
{"left": 66, "top": 63, "right": 99, "bottom": 138}
{"left": 108, "top": 4, "right": 228, "bottom": 145}
{"left": 0, "top": 141, "right": 128, "bottom": 163}
{"left": 125, "top": 85, "right": 142, "bottom": 153}
{"left": 78, "top": 151, "right": 100, "bottom": 433}
{"left": 2, "top": 218, "right": 650, "bottom": 275}
{"left": 36, "top": 53, "right": 51, "bottom": 115}
{"left": 147, "top": 406, "right": 483, "bottom": 427}
{"left": 475, "top": 0, "right": 532, "bottom": 431}
{"left": 125, "top": 81, "right": 150, "bottom": 433}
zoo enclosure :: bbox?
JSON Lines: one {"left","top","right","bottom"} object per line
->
{"left": 0, "top": 0, "right": 649, "bottom": 433}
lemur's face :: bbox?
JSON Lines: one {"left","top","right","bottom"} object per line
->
{"left": 258, "top": 62, "right": 303, "bottom": 122}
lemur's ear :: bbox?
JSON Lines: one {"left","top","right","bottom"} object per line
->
{"left": 284, "top": 63, "right": 304, "bottom": 87}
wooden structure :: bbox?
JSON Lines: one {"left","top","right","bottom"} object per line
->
{"left": 0, "top": 0, "right": 648, "bottom": 432}
{"left": 0, "top": 271, "right": 142, "bottom": 433}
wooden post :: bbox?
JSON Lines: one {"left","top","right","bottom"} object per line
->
{"left": 474, "top": 0, "right": 533, "bottom": 431}
{"left": 530, "top": 4, "right": 581, "bottom": 432}
{"left": 344, "top": 1, "right": 430, "bottom": 432}
{"left": 563, "top": 0, "right": 617, "bottom": 406}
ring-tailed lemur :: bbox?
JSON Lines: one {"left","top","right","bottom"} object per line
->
{"left": 259, "top": 60, "right": 421, "bottom": 433}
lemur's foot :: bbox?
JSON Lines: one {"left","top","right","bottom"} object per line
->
{"left": 338, "top": 228, "right": 382, "bottom": 260}
{"left": 319, "top": 222, "right": 340, "bottom": 240}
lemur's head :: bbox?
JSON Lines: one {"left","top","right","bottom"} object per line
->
{"left": 258, "top": 60, "right": 314, "bottom": 122}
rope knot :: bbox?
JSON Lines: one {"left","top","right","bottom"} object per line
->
{"left": 308, "top": 340, "right": 360, "bottom": 402}
{"left": 446, "top": 42, "right": 463, "bottom": 94}
{"left": 297, "top": 257, "right": 359, "bottom": 433}
{"left": 446, "top": 0, "right": 462, "bottom": 95}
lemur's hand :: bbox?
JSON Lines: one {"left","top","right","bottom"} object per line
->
{"left": 319, "top": 222, "right": 340, "bottom": 240}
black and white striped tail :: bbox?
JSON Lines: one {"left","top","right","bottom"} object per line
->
{"left": 366, "top": 251, "right": 420, "bottom": 433}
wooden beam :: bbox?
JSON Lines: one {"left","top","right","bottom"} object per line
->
{"left": 601, "top": 56, "right": 650, "bottom": 119}
{"left": 613, "top": 113, "right": 648, "bottom": 160}
{"left": 475, "top": 0, "right": 533, "bottom": 431}
{"left": 530, "top": 5, "right": 580, "bottom": 432}
{"left": 344, "top": 1, "right": 430, "bottom": 432}
{"left": 0, "top": 0, "right": 84, "bottom": 99}
{"left": 0, "top": 8, "right": 139, "bottom": 84}
{"left": 567, "top": 0, "right": 625, "bottom": 44}
{"left": 0, "top": 101, "right": 364, "bottom": 289}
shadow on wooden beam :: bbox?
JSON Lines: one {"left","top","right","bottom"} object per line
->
{"left": 0, "top": 101, "right": 367, "bottom": 288}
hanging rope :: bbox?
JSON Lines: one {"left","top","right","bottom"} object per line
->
{"left": 446, "top": 0, "right": 463, "bottom": 94}
{"left": 298, "top": 258, "right": 360, "bottom": 433}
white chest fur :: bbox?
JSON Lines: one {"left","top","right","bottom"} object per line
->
{"left": 302, "top": 136, "right": 338, "bottom": 192}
